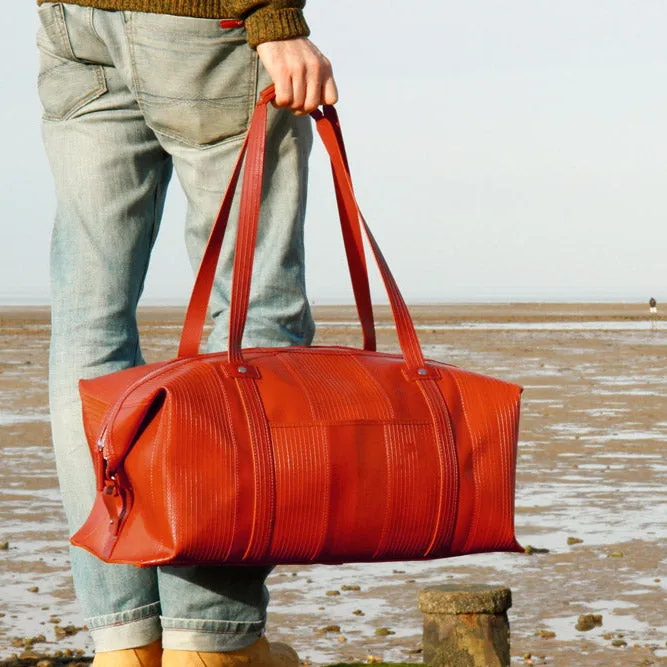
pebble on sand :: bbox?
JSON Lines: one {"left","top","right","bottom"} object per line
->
{"left": 566, "top": 537, "right": 584, "bottom": 545}
{"left": 320, "top": 625, "right": 341, "bottom": 633}
{"left": 0, "top": 647, "right": 92, "bottom": 666}
{"left": 524, "top": 545, "right": 550, "bottom": 555}
{"left": 54, "top": 626, "right": 84, "bottom": 640}
{"left": 576, "top": 614, "right": 603, "bottom": 631}
{"left": 10, "top": 633, "right": 46, "bottom": 649}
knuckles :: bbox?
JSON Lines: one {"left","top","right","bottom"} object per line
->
{"left": 261, "top": 44, "right": 337, "bottom": 113}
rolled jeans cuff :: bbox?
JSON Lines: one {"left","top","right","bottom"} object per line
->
{"left": 88, "top": 602, "right": 162, "bottom": 652}
{"left": 161, "top": 617, "right": 265, "bottom": 652}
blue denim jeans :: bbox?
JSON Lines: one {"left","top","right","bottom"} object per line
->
{"left": 38, "top": 2, "right": 314, "bottom": 652}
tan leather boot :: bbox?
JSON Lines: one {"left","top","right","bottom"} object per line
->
{"left": 161, "top": 636, "right": 299, "bottom": 666}
{"left": 92, "top": 639, "right": 162, "bottom": 666}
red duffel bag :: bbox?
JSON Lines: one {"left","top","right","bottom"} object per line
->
{"left": 71, "top": 88, "right": 523, "bottom": 566}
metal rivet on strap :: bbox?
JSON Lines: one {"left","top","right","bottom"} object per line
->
{"left": 417, "top": 368, "right": 428, "bottom": 376}
{"left": 238, "top": 366, "right": 247, "bottom": 374}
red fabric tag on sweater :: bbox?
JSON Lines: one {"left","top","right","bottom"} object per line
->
{"left": 220, "top": 19, "right": 245, "bottom": 29}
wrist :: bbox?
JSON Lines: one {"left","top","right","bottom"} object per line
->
{"left": 245, "top": 7, "right": 310, "bottom": 49}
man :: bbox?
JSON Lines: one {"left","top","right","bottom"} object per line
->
{"left": 37, "top": 1, "right": 337, "bottom": 665}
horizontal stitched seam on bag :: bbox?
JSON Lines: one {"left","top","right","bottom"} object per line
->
{"left": 269, "top": 420, "right": 432, "bottom": 428}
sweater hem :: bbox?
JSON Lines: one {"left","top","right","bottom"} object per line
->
{"left": 35, "top": 0, "right": 310, "bottom": 47}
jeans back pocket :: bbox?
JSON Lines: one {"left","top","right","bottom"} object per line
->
{"left": 127, "top": 14, "right": 257, "bottom": 148}
{"left": 37, "top": 3, "right": 108, "bottom": 121}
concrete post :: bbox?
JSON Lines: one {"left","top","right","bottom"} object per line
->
{"left": 419, "top": 584, "right": 512, "bottom": 667}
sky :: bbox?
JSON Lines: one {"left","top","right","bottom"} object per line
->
{"left": 2, "top": 1, "right": 667, "bottom": 305}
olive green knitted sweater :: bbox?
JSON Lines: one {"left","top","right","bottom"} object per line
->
{"left": 36, "top": 0, "right": 309, "bottom": 49}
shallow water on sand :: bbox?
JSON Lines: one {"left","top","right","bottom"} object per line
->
{"left": 1, "top": 304, "right": 665, "bottom": 665}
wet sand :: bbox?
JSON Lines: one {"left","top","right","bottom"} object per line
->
{"left": 1, "top": 304, "right": 665, "bottom": 666}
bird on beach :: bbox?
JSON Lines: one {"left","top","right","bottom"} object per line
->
{"left": 649, "top": 297, "right": 657, "bottom": 315}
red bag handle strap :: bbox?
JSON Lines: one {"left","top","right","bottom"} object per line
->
{"left": 223, "top": 88, "right": 428, "bottom": 372}
{"left": 226, "top": 96, "right": 268, "bottom": 364}
{"left": 321, "top": 105, "right": 376, "bottom": 352}
{"left": 311, "top": 112, "right": 428, "bottom": 372}
{"left": 178, "top": 86, "right": 377, "bottom": 358}
{"left": 177, "top": 119, "right": 253, "bottom": 358}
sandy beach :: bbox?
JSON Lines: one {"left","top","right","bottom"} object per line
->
{"left": 0, "top": 304, "right": 665, "bottom": 666}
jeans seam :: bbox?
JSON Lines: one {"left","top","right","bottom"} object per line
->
{"left": 161, "top": 617, "right": 265, "bottom": 631}
{"left": 163, "top": 628, "right": 261, "bottom": 634}
{"left": 90, "top": 613, "right": 161, "bottom": 630}
{"left": 250, "top": 46, "right": 259, "bottom": 107}
{"left": 88, "top": 6, "right": 107, "bottom": 49}
{"left": 132, "top": 158, "right": 168, "bottom": 366}
{"left": 54, "top": 2, "right": 76, "bottom": 60}
{"left": 86, "top": 601, "right": 162, "bottom": 629}
{"left": 123, "top": 12, "right": 144, "bottom": 105}
{"left": 154, "top": 126, "right": 252, "bottom": 151}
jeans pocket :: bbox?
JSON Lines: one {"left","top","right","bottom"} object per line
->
{"left": 128, "top": 14, "right": 257, "bottom": 148}
{"left": 37, "top": 3, "right": 107, "bottom": 121}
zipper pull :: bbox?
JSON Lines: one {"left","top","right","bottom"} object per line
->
{"left": 97, "top": 425, "right": 108, "bottom": 454}
{"left": 102, "top": 476, "right": 123, "bottom": 536}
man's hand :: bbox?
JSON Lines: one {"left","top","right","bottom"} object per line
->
{"left": 256, "top": 38, "right": 338, "bottom": 115}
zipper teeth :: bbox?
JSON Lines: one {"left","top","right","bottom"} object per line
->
{"left": 97, "top": 426, "right": 108, "bottom": 452}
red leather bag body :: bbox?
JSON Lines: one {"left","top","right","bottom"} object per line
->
{"left": 71, "top": 89, "right": 523, "bottom": 566}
